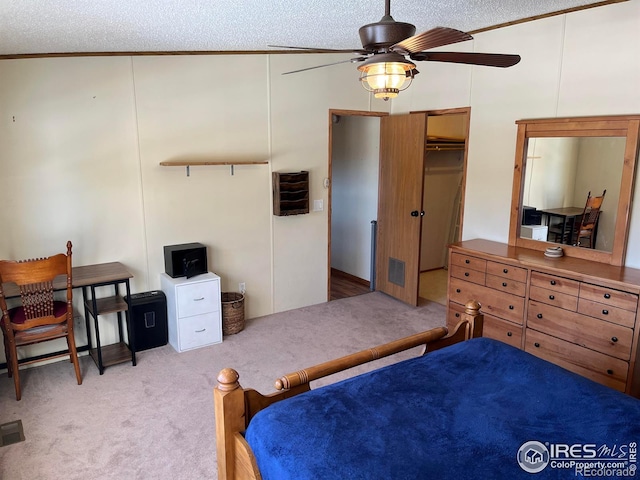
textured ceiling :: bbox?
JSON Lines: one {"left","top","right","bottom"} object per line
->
{"left": 0, "top": 0, "right": 618, "bottom": 56}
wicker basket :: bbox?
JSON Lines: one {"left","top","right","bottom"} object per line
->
{"left": 221, "top": 292, "right": 245, "bottom": 335}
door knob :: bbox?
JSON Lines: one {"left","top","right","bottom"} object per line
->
{"left": 420, "top": 211, "right": 425, "bottom": 216}
{"left": 411, "top": 210, "right": 419, "bottom": 217}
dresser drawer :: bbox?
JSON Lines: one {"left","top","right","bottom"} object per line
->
{"left": 483, "top": 314, "right": 522, "bottom": 349}
{"left": 486, "top": 261, "right": 528, "bottom": 283}
{"left": 577, "top": 298, "right": 636, "bottom": 328}
{"left": 446, "top": 301, "right": 466, "bottom": 332}
{"left": 579, "top": 283, "right": 638, "bottom": 312}
{"left": 486, "top": 274, "right": 526, "bottom": 297}
{"left": 450, "top": 252, "right": 487, "bottom": 273}
{"left": 529, "top": 285, "right": 578, "bottom": 311}
{"left": 450, "top": 265, "right": 486, "bottom": 285}
{"left": 177, "top": 281, "right": 220, "bottom": 318}
{"left": 449, "top": 277, "right": 525, "bottom": 324}
{"left": 525, "top": 329, "right": 628, "bottom": 392}
{"left": 527, "top": 300, "right": 633, "bottom": 360}
{"left": 177, "top": 312, "right": 222, "bottom": 351}
{"left": 530, "top": 271, "right": 580, "bottom": 296}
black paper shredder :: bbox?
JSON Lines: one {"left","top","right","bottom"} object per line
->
{"left": 127, "top": 291, "right": 168, "bottom": 352}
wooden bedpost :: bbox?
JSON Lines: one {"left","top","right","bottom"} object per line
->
{"left": 462, "top": 299, "right": 483, "bottom": 339}
{"left": 424, "top": 299, "right": 483, "bottom": 353}
{"left": 214, "top": 368, "right": 246, "bottom": 480}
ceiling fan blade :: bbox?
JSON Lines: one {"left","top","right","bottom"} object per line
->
{"left": 282, "top": 57, "right": 367, "bottom": 75}
{"left": 391, "top": 27, "right": 472, "bottom": 55}
{"left": 269, "top": 45, "right": 370, "bottom": 55}
{"left": 411, "top": 51, "right": 521, "bottom": 68}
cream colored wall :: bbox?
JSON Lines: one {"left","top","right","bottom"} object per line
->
{"left": 393, "top": 0, "right": 640, "bottom": 266}
{"left": 0, "top": 52, "right": 384, "bottom": 363}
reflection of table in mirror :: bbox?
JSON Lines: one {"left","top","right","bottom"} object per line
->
{"left": 537, "top": 207, "right": 584, "bottom": 245}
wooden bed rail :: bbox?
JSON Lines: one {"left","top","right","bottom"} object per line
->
{"left": 213, "top": 299, "right": 482, "bottom": 480}
{"left": 274, "top": 299, "right": 482, "bottom": 390}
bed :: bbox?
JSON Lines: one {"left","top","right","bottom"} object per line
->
{"left": 214, "top": 301, "right": 640, "bottom": 479}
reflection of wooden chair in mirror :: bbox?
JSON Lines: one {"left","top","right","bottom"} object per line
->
{"left": 0, "top": 241, "right": 82, "bottom": 401}
{"left": 575, "top": 190, "right": 606, "bottom": 248}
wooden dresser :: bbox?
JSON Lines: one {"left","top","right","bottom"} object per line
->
{"left": 447, "top": 239, "right": 640, "bottom": 396}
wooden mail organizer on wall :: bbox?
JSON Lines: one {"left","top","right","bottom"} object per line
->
{"left": 447, "top": 238, "right": 640, "bottom": 396}
{"left": 272, "top": 171, "right": 309, "bottom": 216}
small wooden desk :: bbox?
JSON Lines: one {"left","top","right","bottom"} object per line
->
{"left": 80, "top": 263, "right": 136, "bottom": 374}
{"left": 1, "top": 262, "right": 136, "bottom": 374}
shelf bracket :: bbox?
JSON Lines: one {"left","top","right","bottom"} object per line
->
{"left": 230, "top": 164, "right": 234, "bottom": 176}
{"left": 186, "top": 165, "right": 190, "bottom": 177}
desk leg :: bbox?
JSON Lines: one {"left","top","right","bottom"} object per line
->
{"left": 90, "top": 286, "right": 105, "bottom": 375}
{"left": 125, "top": 280, "right": 136, "bottom": 367}
{"left": 82, "top": 286, "right": 93, "bottom": 352}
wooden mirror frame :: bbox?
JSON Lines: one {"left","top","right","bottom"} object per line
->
{"left": 508, "top": 114, "right": 640, "bottom": 266}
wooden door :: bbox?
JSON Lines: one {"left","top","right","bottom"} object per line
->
{"left": 376, "top": 113, "right": 426, "bottom": 305}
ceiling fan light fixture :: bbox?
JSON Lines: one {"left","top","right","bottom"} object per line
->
{"left": 358, "top": 55, "right": 416, "bottom": 101}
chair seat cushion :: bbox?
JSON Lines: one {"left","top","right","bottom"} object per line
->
{"left": 9, "top": 301, "right": 68, "bottom": 325}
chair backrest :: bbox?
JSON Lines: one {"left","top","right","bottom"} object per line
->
{"left": 579, "top": 190, "right": 606, "bottom": 232}
{"left": 0, "top": 241, "right": 73, "bottom": 330}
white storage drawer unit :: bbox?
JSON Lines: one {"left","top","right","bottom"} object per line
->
{"left": 161, "top": 272, "right": 222, "bottom": 352}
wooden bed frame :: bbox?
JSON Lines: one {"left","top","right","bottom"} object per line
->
{"left": 213, "top": 300, "right": 483, "bottom": 480}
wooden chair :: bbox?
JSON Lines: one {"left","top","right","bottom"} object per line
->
{"left": 575, "top": 190, "right": 606, "bottom": 248}
{"left": 0, "top": 241, "right": 82, "bottom": 400}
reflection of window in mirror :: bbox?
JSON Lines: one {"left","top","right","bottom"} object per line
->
{"left": 521, "top": 137, "right": 626, "bottom": 252}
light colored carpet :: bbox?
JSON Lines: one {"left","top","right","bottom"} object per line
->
{"left": 0, "top": 292, "right": 446, "bottom": 480}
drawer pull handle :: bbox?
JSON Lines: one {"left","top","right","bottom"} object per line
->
{"left": 604, "top": 293, "right": 611, "bottom": 299}
{"left": 612, "top": 336, "right": 618, "bottom": 343}
{"left": 503, "top": 268, "right": 508, "bottom": 274}
{"left": 607, "top": 369, "right": 614, "bottom": 375}
{"left": 509, "top": 305, "right": 514, "bottom": 310}
{"left": 534, "top": 342, "right": 540, "bottom": 348}
{"left": 193, "top": 297, "right": 205, "bottom": 301}
{"left": 602, "top": 309, "right": 609, "bottom": 315}
{"left": 455, "top": 313, "right": 460, "bottom": 318}
{"left": 507, "top": 332, "right": 512, "bottom": 337}
{"left": 502, "top": 282, "right": 507, "bottom": 287}
{"left": 456, "top": 289, "right": 461, "bottom": 293}
{"left": 549, "top": 295, "right": 555, "bottom": 300}
{"left": 537, "top": 313, "right": 543, "bottom": 319}
{"left": 550, "top": 280, "right": 556, "bottom": 285}
{"left": 465, "top": 259, "right": 470, "bottom": 264}
{"left": 465, "top": 272, "right": 469, "bottom": 277}
{"left": 195, "top": 328, "right": 206, "bottom": 333}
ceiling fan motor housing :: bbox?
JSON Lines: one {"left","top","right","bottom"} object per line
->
{"left": 359, "top": 16, "right": 416, "bottom": 51}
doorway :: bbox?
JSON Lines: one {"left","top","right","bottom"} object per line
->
{"left": 418, "top": 111, "right": 469, "bottom": 305}
{"left": 328, "top": 110, "right": 387, "bottom": 301}
{"left": 327, "top": 108, "right": 470, "bottom": 304}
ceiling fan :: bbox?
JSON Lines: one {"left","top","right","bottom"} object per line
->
{"left": 270, "top": 0, "right": 521, "bottom": 100}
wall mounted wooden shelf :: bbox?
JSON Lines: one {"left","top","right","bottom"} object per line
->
{"left": 159, "top": 160, "right": 269, "bottom": 176}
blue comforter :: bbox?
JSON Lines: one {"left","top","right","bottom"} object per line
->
{"left": 245, "top": 338, "right": 640, "bottom": 479}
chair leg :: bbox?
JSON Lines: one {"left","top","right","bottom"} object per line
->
{"left": 9, "top": 344, "right": 21, "bottom": 401}
{"left": 1, "top": 332, "right": 12, "bottom": 378}
{"left": 67, "top": 334, "right": 83, "bottom": 385}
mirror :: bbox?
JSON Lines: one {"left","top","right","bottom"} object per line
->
{"left": 508, "top": 115, "right": 640, "bottom": 266}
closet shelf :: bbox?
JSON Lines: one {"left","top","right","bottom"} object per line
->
{"left": 425, "top": 136, "right": 466, "bottom": 152}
